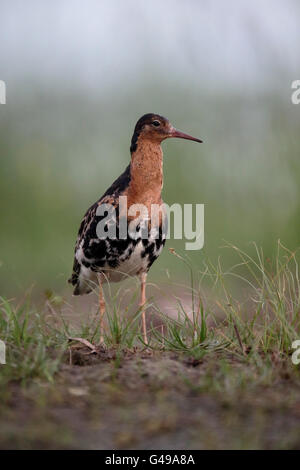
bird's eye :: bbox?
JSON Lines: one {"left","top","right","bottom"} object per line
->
{"left": 152, "top": 120, "right": 160, "bottom": 127}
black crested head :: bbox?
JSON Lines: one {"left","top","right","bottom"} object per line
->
{"left": 129, "top": 113, "right": 202, "bottom": 153}
{"left": 130, "top": 113, "right": 169, "bottom": 153}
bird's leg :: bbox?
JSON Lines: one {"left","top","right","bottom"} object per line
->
{"left": 139, "top": 272, "right": 148, "bottom": 345}
{"left": 69, "top": 276, "right": 106, "bottom": 353}
{"left": 98, "top": 275, "right": 106, "bottom": 345}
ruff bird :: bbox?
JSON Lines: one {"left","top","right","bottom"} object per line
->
{"left": 69, "top": 113, "right": 202, "bottom": 345}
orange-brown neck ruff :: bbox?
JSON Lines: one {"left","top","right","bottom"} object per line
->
{"left": 128, "top": 138, "right": 163, "bottom": 208}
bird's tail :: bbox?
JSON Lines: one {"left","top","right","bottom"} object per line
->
{"left": 68, "top": 260, "right": 93, "bottom": 295}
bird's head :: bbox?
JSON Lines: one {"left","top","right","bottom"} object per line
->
{"left": 130, "top": 113, "right": 202, "bottom": 153}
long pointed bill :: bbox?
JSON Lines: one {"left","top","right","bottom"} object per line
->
{"left": 170, "top": 128, "right": 203, "bottom": 143}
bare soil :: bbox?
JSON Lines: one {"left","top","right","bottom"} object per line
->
{"left": 1, "top": 346, "right": 300, "bottom": 450}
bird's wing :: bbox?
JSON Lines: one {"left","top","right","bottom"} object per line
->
{"left": 68, "top": 165, "right": 131, "bottom": 286}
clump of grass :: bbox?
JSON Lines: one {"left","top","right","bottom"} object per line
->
{"left": 148, "top": 241, "right": 300, "bottom": 361}
{"left": 147, "top": 286, "right": 226, "bottom": 359}
{"left": 63, "top": 281, "right": 144, "bottom": 348}
{"left": 150, "top": 307, "right": 226, "bottom": 360}
{"left": 101, "top": 280, "right": 144, "bottom": 348}
{"left": 210, "top": 241, "right": 300, "bottom": 356}
{"left": 138, "top": 248, "right": 226, "bottom": 358}
{"left": 0, "top": 295, "right": 67, "bottom": 386}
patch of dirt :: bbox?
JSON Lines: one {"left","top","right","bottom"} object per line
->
{"left": 1, "top": 348, "right": 300, "bottom": 449}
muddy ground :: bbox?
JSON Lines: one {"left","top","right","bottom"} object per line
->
{"left": 1, "top": 346, "right": 300, "bottom": 450}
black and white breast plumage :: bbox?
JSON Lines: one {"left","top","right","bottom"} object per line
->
{"left": 68, "top": 165, "right": 167, "bottom": 295}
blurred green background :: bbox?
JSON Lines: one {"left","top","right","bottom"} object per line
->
{"left": 0, "top": 0, "right": 299, "bottom": 297}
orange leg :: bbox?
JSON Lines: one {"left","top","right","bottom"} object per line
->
{"left": 69, "top": 276, "right": 106, "bottom": 353}
{"left": 140, "top": 273, "right": 148, "bottom": 344}
{"left": 98, "top": 275, "right": 106, "bottom": 345}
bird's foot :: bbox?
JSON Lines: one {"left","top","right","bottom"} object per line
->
{"left": 97, "top": 339, "right": 107, "bottom": 352}
{"left": 141, "top": 348, "right": 153, "bottom": 357}
{"left": 141, "top": 342, "right": 153, "bottom": 356}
